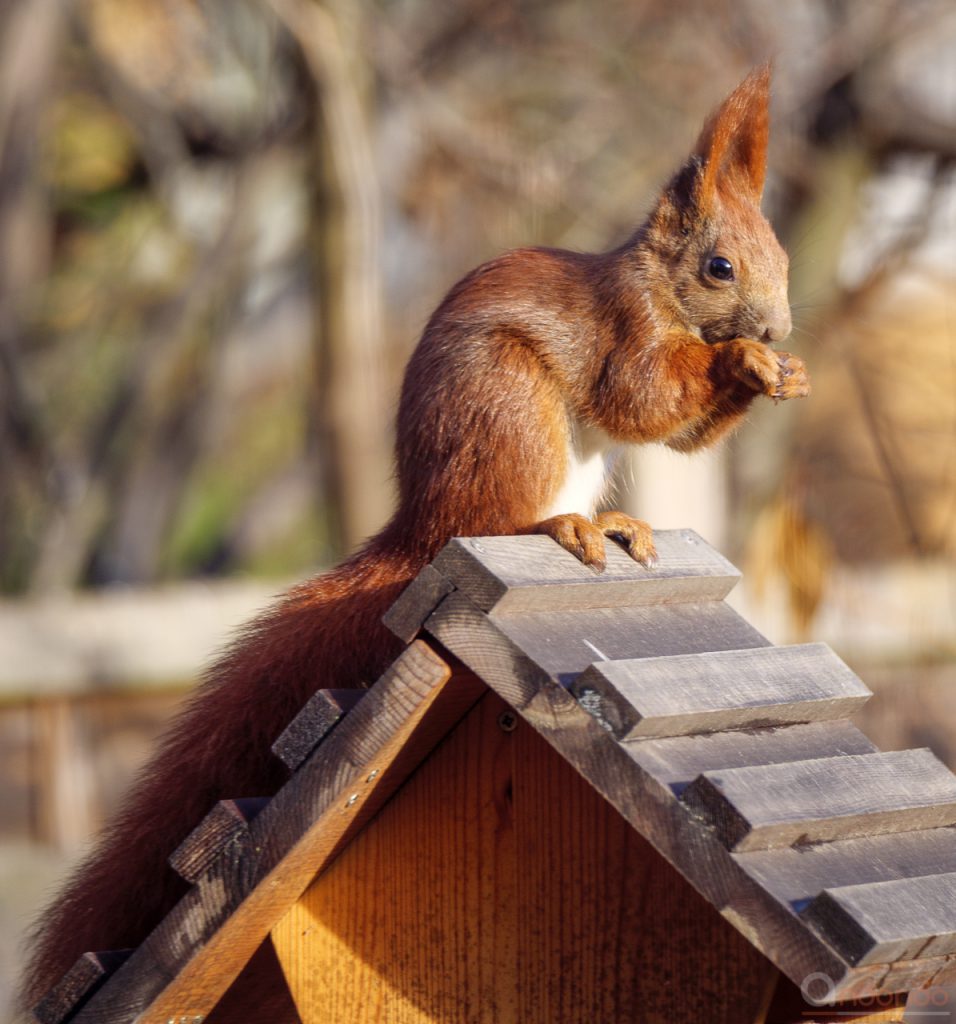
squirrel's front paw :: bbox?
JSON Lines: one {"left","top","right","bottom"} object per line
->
{"left": 533, "top": 511, "right": 657, "bottom": 572}
{"left": 534, "top": 513, "right": 609, "bottom": 571}
{"left": 593, "top": 511, "right": 657, "bottom": 567}
{"left": 727, "top": 340, "right": 810, "bottom": 400}
{"left": 773, "top": 351, "right": 811, "bottom": 400}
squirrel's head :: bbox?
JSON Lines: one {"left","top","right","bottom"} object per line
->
{"left": 648, "top": 64, "right": 791, "bottom": 346}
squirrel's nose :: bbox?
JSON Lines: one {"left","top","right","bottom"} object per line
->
{"left": 761, "top": 308, "right": 792, "bottom": 345}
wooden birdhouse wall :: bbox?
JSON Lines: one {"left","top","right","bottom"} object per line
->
{"left": 271, "top": 686, "right": 776, "bottom": 1024}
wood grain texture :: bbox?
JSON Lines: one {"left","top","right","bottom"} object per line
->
{"left": 494, "top": 600, "right": 770, "bottom": 688}
{"left": 202, "top": 937, "right": 302, "bottom": 1024}
{"left": 272, "top": 690, "right": 775, "bottom": 1024}
{"left": 735, "top": 827, "right": 956, "bottom": 911}
{"left": 68, "top": 640, "right": 486, "bottom": 1024}
{"left": 422, "top": 593, "right": 853, "bottom": 990}
{"left": 32, "top": 950, "right": 131, "bottom": 1024}
{"left": 628, "top": 721, "right": 877, "bottom": 795}
{"left": 431, "top": 530, "right": 741, "bottom": 614}
{"left": 574, "top": 643, "right": 870, "bottom": 739}
{"left": 422, "top": 590, "right": 956, "bottom": 1000}
{"left": 801, "top": 872, "right": 956, "bottom": 966}
{"left": 382, "top": 563, "right": 456, "bottom": 643}
{"left": 168, "top": 797, "right": 269, "bottom": 883}
{"left": 681, "top": 749, "right": 956, "bottom": 851}
{"left": 271, "top": 688, "right": 366, "bottom": 772}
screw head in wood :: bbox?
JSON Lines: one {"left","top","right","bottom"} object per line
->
{"left": 497, "top": 710, "right": 518, "bottom": 732}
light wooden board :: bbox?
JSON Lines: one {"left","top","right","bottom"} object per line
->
{"left": 681, "top": 749, "right": 956, "bottom": 851}
{"left": 574, "top": 643, "right": 870, "bottom": 739}
{"left": 272, "top": 690, "right": 776, "bottom": 1024}
{"left": 627, "top": 722, "right": 877, "bottom": 795}
{"left": 431, "top": 530, "right": 741, "bottom": 614}
{"left": 735, "top": 827, "right": 956, "bottom": 910}
{"left": 68, "top": 641, "right": 486, "bottom": 1024}
{"left": 492, "top": 600, "right": 770, "bottom": 687}
{"left": 382, "top": 563, "right": 456, "bottom": 643}
{"left": 801, "top": 872, "right": 956, "bottom": 966}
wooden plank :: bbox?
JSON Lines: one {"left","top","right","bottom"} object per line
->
{"left": 801, "top": 872, "right": 956, "bottom": 966}
{"left": 511, "top": 695, "right": 777, "bottom": 1024}
{"left": 493, "top": 601, "right": 771, "bottom": 687}
{"left": 382, "top": 563, "right": 455, "bottom": 643}
{"left": 271, "top": 688, "right": 366, "bottom": 772}
{"left": 422, "top": 591, "right": 956, "bottom": 1001}
{"left": 168, "top": 797, "right": 269, "bottom": 883}
{"left": 273, "top": 690, "right": 775, "bottom": 1024}
{"left": 32, "top": 950, "right": 131, "bottom": 1024}
{"left": 573, "top": 643, "right": 870, "bottom": 740}
{"left": 69, "top": 641, "right": 486, "bottom": 1024}
{"left": 627, "top": 722, "right": 877, "bottom": 795}
{"left": 33, "top": 696, "right": 97, "bottom": 849}
{"left": 681, "top": 749, "right": 956, "bottom": 851}
{"left": 422, "top": 594, "right": 853, "bottom": 982}
{"left": 272, "top": 690, "right": 518, "bottom": 1024}
{"left": 431, "top": 530, "right": 741, "bottom": 614}
{"left": 735, "top": 827, "right": 956, "bottom": 910}
{"left": 201, "top": 938, "right": 301, "bottom": 1024}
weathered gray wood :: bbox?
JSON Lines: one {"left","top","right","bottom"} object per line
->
{"left": 736, "top": 826, "right": 956, "bottom": 909}
{"left": 422, "top": 593, "right": 855, "bottom": 987}
{"left": 574, "top": 643, "right": 870, "bottom": 740}
{"left": 70, "top": 640, "right": 486, "bottom": 1024}
{"left": 423, "top": 590, "right": 956, "bottom": 999}
{"left": 682, "top": 749, "right": 956, "bottom": 851}
{"left": 431, "top": 530, "right": 741, "bottom": 614}
{"left": 32, "top": 950, "right": 131, "bottom": 1024}
{"left": 382, "top": 563, "right": 456, "bottom": 643}
{"left": 627, "top": 722, "right": 877, "bottom": 795}
{"left": 271, "top": 687, "right": 366, "bottom": 772}
{"left": 801, "top": 872, "right": 956, "bottom": 966}
{"left": 492, "top": 601, "right": 770, "bottom": 688}
{"left": 168, "top": 797, "right": 269, "bottom": 883}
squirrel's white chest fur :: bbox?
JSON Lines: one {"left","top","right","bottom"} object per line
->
{"left": 544, "top": 421, "right": 617, "bottom": 519}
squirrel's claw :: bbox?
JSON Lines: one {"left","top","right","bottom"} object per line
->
{"left": 772, "top": 351, "right": 811, "bottom": 400}
{"left": 534, "top": 512, "right": 657, "bottom": 571}
{"left": 534, "top": 513, "right": 608, "bottom": 572}
{"left": 593, "top": 511, "right": 657, "bottom": 567}
{"left": 725, "top": 339, "right": 811, "bottom": 401}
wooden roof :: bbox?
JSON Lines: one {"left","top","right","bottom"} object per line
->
{"left": 35, "top": 531, "right": 956, "bottom": 1023}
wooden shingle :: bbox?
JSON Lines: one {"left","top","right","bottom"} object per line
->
{"left": 34, "top": 531, "right": 956, "bottom": 1022}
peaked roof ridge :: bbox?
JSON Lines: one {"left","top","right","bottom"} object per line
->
{"left": 34, "top": 532, "right": 956, "bottom": 1022}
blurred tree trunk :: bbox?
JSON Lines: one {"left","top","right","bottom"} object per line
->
{"left": 273, "top": 0, "right": 391, "bottom": 556}
{"left": 0, "top": 0, "right": 66, "bottom": 591}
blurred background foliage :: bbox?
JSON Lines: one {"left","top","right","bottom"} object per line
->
{"left": 2, "top": 1, "right": 956, "bottom": 1017}
{"left": 1, "top": 0, "right": 954, "bottom": 600}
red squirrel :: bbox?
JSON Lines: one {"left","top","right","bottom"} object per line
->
{"left": 22, "top": 64, "right": 807, "bottom": 1009}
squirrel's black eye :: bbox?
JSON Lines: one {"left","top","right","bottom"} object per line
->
{"left": 708, "top": 256, "right": 734, "bottom": 281}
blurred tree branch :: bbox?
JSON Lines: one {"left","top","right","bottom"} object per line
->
{"left": 265, "top": 0, "right": 391, "bottom": 552}
{"left": 0, "top": 0, "right": 69, "bottom": 576}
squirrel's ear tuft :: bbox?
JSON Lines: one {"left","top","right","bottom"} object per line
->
{"left": 693, "top": 63, "right": 771, "bottom": 209}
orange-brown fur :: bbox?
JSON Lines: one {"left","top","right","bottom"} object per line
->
{"left": 22, "top": 65, "right": 807, "bottom": 1014}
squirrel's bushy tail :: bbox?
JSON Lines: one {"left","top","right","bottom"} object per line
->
{"left": 21, "top": 534, "right": 417, "bottom": 1010}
